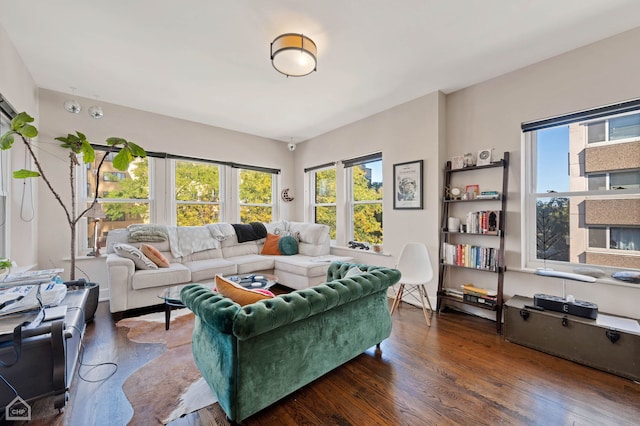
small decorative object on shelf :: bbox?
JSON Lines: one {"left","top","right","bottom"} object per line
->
{"left": 437, "top": 151, "right": 509, "bottom": 334}
{"left": 463, "top": 152, "right": 476, "bottom": 167}
{"left": 465, "top": 184, "right": 479, "bottom": 200}
{"left": 446, "top": 186, "right": 463, "bottom": 200}
{"left": 477, "top": 148, "right": 493, "bottom": 166}
{"left": 451, "top": 156, "right": 465, "bottom": 170}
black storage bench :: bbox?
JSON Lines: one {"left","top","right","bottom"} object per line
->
{"left": 0, "top": 289, "right": 88, "bottom": 412}
{"left": 504, "top": 295, "right": 640, "bottom": 382}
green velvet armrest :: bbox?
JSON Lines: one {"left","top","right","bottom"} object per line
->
{"left": 181, "top": 284, "right": 240, "bottom": 334}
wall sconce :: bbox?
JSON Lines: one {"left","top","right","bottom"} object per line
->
{"left": 270, "top": 33, "right": 317, "bottom": 77}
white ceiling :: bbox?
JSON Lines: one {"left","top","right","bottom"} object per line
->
{"left": 2, "top": 1, "right": 640, "bottom": 143}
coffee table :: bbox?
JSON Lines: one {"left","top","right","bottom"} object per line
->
{"left": 158, "top": 273, "right": 278, "bottom": 330}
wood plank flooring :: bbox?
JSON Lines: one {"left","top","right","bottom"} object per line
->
{"left": 24, "top": 299, "right": 640, "bottom": 425}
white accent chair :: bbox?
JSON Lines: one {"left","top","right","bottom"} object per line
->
{"left": 390, "top": 242, "right": 434, "bottom": 326}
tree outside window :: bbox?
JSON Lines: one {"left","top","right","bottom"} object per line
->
{"left": 175, "top": 160, "right": 221, "bottom": 226}
{"left": 239, "top": 169, "right": 274, "bottom": 223}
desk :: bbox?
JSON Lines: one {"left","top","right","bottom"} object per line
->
{"left": 0, "top": 289, "right": 88, "bottom": 411}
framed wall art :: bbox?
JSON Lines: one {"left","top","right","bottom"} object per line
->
{"left": 393, "top": 160, "right": 423, "bottom": 209}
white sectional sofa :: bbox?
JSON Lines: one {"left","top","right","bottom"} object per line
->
{"left": 105, "top": 221, "right": 351, "bottom": 314}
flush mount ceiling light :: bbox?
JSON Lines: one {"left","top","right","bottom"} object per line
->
{"left": 270, "top": 33, "right": 317, "bottom": 77}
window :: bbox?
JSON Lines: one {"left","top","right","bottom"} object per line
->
{"left": 523, "top": 100, "right": 640, "bottom": 272}
{"left": 174, "top": 159, "right": 222, "bottom": 226}
{"left": 344, "top": 154, "right": 383, "bottom": 244}
{"left": 83, "top": 149, "right": 151, "bottom": 249}
{"left": 309, "top": 165, "right": 337, "bottom": 239}
{"left": 103, "top": 171, "right": 127, "bottom": 181}
{"left": 238, "top": 168, "right": 276, "bottom": 223}
{"left": 0, "top": 114, "right": 9, "bottom": 258}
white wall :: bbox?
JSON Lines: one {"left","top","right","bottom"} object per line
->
{"left": 295, "top": 92, "right": 446, "bottom": 284}
{"left": 301, "top": 27, "right": 640, "bottom": 319}
{"left": 37, "top": 89, "right": 295, "bottom": 281}
{"left": 0, "top": 24, "right": 39, "bottom": 267}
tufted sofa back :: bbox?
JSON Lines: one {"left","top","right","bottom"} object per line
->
{"left": 180, "top": 262, "right": 400, "bottom": 340}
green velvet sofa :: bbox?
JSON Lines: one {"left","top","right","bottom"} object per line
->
{"left": 180, "top": 261, "right": 401, "bottom": 422}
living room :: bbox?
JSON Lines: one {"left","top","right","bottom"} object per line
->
{"left": 0, "top": 2, "right": 639, "bottom": 424}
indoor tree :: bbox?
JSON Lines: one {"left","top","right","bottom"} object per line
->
{"left": 0, "top": 112, "right": 146, "bottom": 280}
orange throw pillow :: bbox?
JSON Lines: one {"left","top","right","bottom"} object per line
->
{"left": 215, "top": 275, "right": 274, "bottom": 306}
{"left": 140, "top": 244, "right": 170, "bottom": 268}
{"left": 260, "top": 233, "right": 281, "bottom": 255}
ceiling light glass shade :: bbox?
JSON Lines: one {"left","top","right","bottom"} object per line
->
{"left": 270, "top": 33, "right": 317, "bottom": 77}
{"left": 88, "top": 105, "right": 104, "bottom": 119}
{"left": 64, "top": 99, "right": 81, "bottom": 114}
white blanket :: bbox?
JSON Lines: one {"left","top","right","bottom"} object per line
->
{"left": 167, "top": 226, "right": 219, "bottom": 258}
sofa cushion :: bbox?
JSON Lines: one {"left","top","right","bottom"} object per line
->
{"left": 274, "top": 256, "right": 332, "bottom": 278}
{"left": 278, "top": 236, "right": 298, "bottom": 255}
{"left": 215, "top": 275, "right": 273, "bottom": 306}
{"left": 227, "top": 255, "right": 276, "bottom": 275}
{"left": 141, "top": 244, "right": 170, "bottom": 268}
{"left": 113, "top": 243, "right": 158, "bottom": 270}
{"left": 183, "top": 258, "right": 238, "bottom": 282}
{"left": 261, "top": 233, "right": 281, "bottom": 255}
{"left": 131, "top": 264, "right": 192, "bottom": 290}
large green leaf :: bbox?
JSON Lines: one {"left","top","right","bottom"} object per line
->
{"left": 10, "top": 112, "right": 34, "bottom": 131}
{"left": 13, "top": 169, "right": 40, "bottom": 179}
{"left": 126, "top": 142, "right": 146, "bottom": 158}
{"left": 112, "top": 149, "right": 134, "bottom": 171}
{"left": 81, "top": 140, "right": 95, "bottom": 163}
{"left": 19, "top": 124, "right": 38, "bottom": 138}
{"left": 106, "top": 137, "right": 126, "bottom": 146}
{"left": 0, "top": 132, "right": 15, "bottom": 150}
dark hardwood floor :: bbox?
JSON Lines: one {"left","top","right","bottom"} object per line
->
{"left": 23, "top": 299, "right": 640, "bottom": 425}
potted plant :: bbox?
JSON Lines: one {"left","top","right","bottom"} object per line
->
{"left": 0, "top": 112, "right": 146, "bottom": 283}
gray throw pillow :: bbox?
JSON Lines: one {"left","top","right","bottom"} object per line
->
{"left": 113, "top": 243, "right": 158, "bottom": 270}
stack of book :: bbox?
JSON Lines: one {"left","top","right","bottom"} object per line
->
{"left": 442, "top": 243, "right": 499, "bottom": 271}
{"left": 442, "top": 288, "right": 464, "bottom": 300}
{"left": 465, "top": 210, "right": 500, "bottom": 235}
{"left": 461, "top": 283, "right": 497, "bottom": 308}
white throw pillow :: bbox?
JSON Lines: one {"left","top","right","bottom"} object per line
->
{"left": 113, "top": 243, "right": 158, "bottom": 270}
{"left": 345, "top": 266, "right": 365, "bottom": 278}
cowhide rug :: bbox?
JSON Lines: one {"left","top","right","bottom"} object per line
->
{"left": 116, "top": 309, "right": 217, "bottom": 425}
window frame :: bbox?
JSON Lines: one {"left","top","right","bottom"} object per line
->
{"left": 308, "top": 165, "right": 337, "bottom": 240}
{"left": 79, "top": 148, "right": 154, "bottom": 253}
{"left": 344, "top": 154, "right": 383, "bottom": 245}
{"left": 171, "top": 158, "right": 224, "bottom": 226}
{"left": 236, "top": 167, "right": 278, "bottom": 223}
{"left": 522, "top": 103, "right": 640, "bottom": 275}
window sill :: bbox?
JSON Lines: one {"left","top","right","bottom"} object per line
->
{"left": 513, "top": 266, "right": 639, "bottom": 289}
{"left": 331, "top": 245, "right": 391, "bottom": 257}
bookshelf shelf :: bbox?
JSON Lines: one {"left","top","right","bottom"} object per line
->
{"left": 438, "top": 293, "right": 498, "bottom": 311}
{"left": 437, "top": 151, "right": 509, "bottom": 334}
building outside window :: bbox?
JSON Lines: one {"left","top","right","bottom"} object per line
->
{"left": 238, "top": 168, "right": 276, "bottom": 223}
{"left": 83, "top": 149, "right": 151, "bottom": 249}
{"left": 523, "top": 103, "right": 640, "bottom": 272}
{"left": 174, "top": 159, "right": 222, "bottom": 226}
{"left": 309, "top": 165, "right": 337, "bottom": 239}
{"left": 344, "top": 153, "right": 383, "bottom": 245}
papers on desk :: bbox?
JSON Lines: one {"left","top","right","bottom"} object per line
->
{"left": 0, "top": 268, "right": 63, "bottom": 285}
